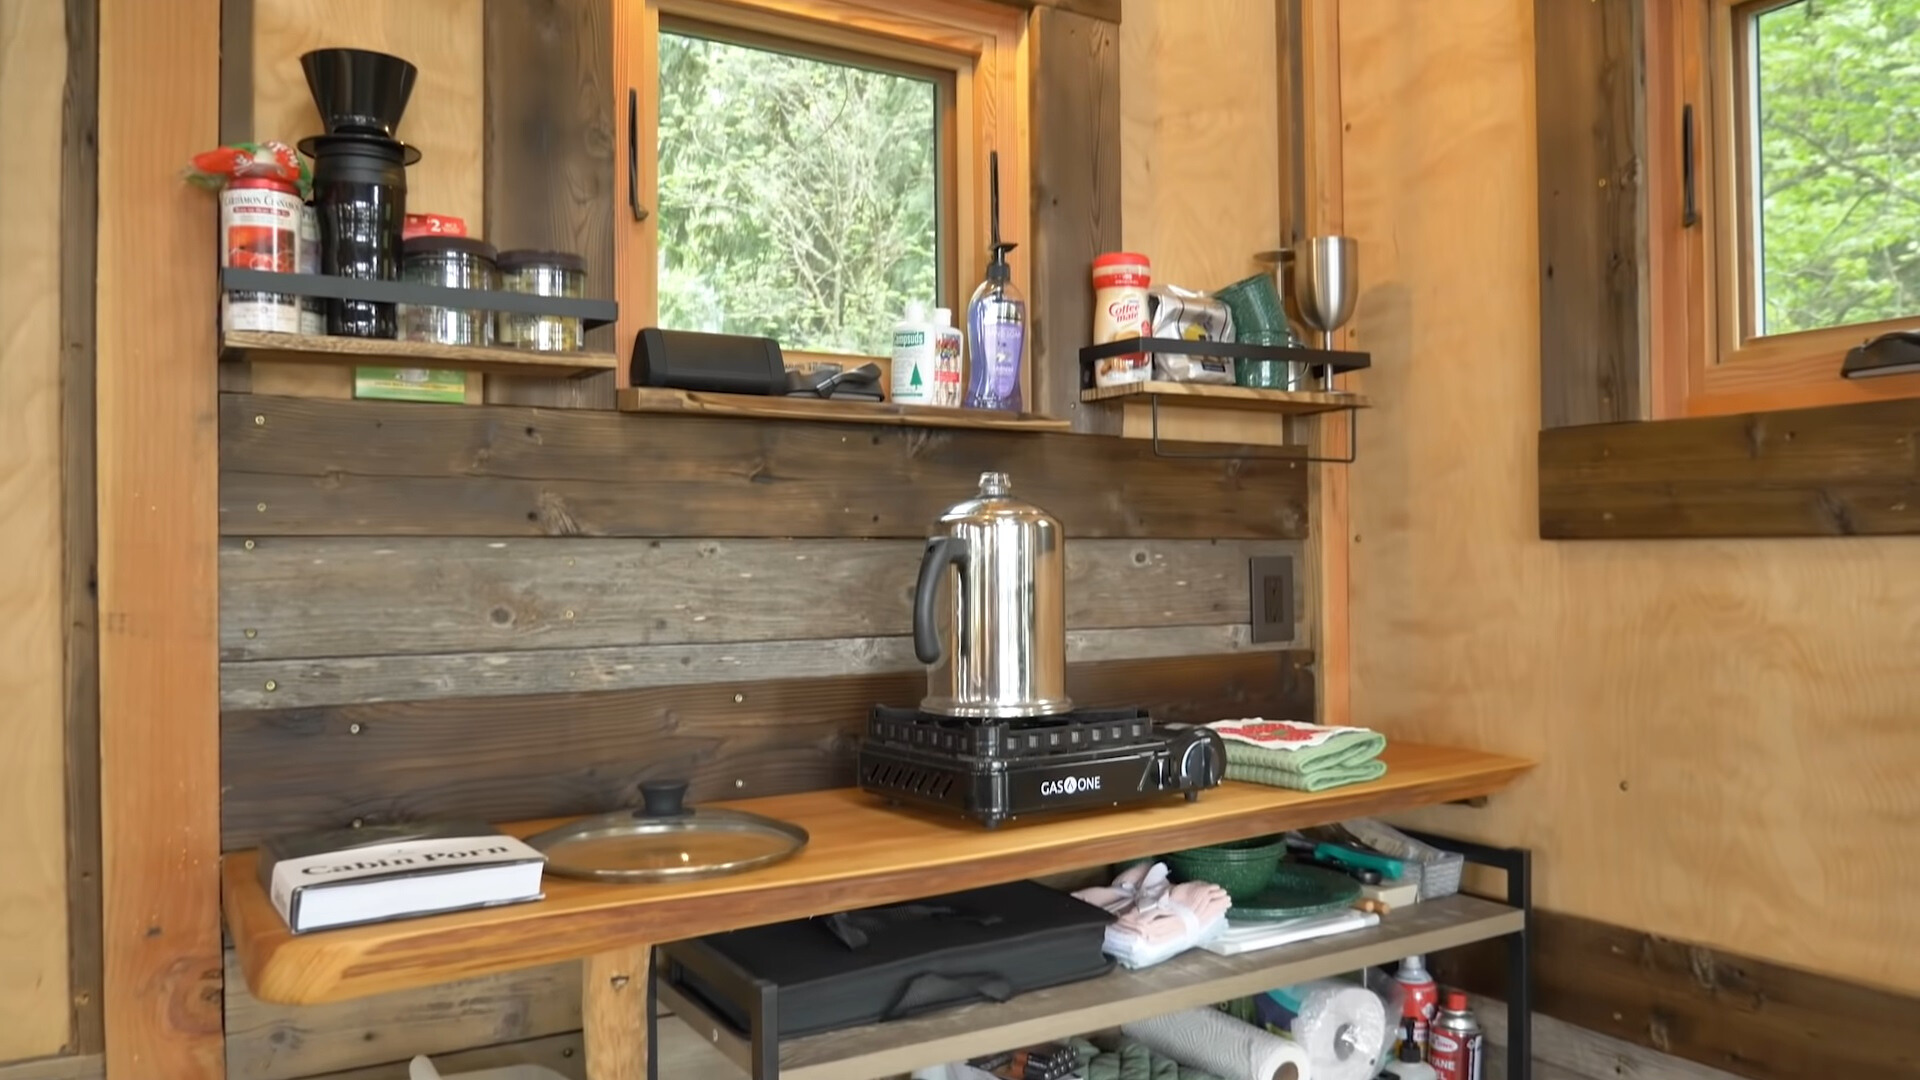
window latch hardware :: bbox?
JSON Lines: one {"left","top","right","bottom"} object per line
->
{"left": 629, "top": 88, "right": 649, "bottom": 223}
{"left": 1681, "top": 103, "right": 1699, "bottom": 228}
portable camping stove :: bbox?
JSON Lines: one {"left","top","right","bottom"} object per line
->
{"left": 856, "top": 706, "right": 1226, "bottom": 828}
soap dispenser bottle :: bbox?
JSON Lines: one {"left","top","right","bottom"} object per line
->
{"left": 964, "top": 151, "right": 1025, "bottom": 411}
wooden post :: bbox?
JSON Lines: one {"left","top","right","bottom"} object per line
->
{"left": 582, "top": 945, "right": 652, "bottom": 1080}
{"left": 97, "top": 0, "right": 225, "bottom": 1075}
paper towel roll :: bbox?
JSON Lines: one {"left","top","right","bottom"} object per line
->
{"left": 1122, "top": 1008, "right": 1312, "bottom": 1080}
{"left": 1274, "top": 980, "right": 1389, "bottom": 1080}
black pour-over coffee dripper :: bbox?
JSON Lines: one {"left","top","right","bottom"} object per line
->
{"left": 302, "top": 47, "right": 417, "bottom": 138}
{"left": 299, "top": 48, "right": 421, "bottom": 337}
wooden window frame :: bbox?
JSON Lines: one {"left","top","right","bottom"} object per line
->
{"left": 1649, "top": 0, "right": 1920, "bottom": 418}
{"left": 614, "top": 0, "right": 1031, "bottom": 392}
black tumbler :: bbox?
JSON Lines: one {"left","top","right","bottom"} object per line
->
{"left": 310, "top": 134, "right": 407, "bottom": 338}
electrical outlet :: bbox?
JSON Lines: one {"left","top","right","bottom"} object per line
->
{"left": 1248, "top": 555, "right": 1294, "bottom": 644}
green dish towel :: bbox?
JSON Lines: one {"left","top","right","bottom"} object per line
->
{"left": 1207, "top": 718, "right": 1388, "bottom": 792}
{"left": 1069, "top": 1036, "right": 1224, "bottom": 1080}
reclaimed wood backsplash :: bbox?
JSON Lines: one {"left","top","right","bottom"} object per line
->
{"left": 218, "top": 392, "right": 1316, "bottom": 856}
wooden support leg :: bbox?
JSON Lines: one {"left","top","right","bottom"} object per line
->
{"left": 584, "top": 945, "right": 652, "bottom": 1080}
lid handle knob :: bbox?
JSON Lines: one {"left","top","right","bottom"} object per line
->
{"left": 638, "top": 779, "right": 691, "bottom": 818}
{"left": 978, "top": 471, "right": 1011, "bottom": 496}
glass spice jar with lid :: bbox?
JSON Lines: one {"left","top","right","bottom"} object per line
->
{"left": 496, "top": 249, "right": 588, "bottom": 352}
{"left": 400, "top": 235, "right": 500, "bottom": 346}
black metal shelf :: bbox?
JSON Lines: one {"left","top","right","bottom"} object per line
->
{"left": 1078, "top": 336, "right": 1371, "bottom": 390}
{"left": 1077, "top": 338, "right": 1371, "bottom": 463}
{"left": 219, "top": 268, "right": 618, "bottom": 329}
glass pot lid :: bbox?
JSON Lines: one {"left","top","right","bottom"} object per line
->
{"left": 525, "top": 781, "right": 809, "bottom": 883}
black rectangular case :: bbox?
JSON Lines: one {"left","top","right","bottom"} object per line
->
{"left": 657, "top": 880, "right": 1114, "bottom": 1040}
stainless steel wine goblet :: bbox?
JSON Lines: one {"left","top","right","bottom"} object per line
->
{"left": 1295, "top": 235, "right": 1358, "bottom": 390}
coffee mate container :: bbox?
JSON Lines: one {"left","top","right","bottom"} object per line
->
{"left": 1090, "top": 251, "right": 1151, "bottom": 387}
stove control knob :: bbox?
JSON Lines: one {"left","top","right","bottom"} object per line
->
{"left": 1171, "top": 727, "right": 1226, "bottom": 789}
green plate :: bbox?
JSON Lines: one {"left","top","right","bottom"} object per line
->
{"left": 1227, "top": 863, "right": 1362, "bottom": 921}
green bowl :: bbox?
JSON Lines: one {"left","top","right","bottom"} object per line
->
{"left": 1164, "top": 836, "right": 1287, "bottom": 901}
{"left": 1228, "top": 863, "right": 1363, "bottom": 921}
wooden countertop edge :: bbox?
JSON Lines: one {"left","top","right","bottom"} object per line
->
{"left": 226, "top": 746, "right": 1533, "bottom": 1005}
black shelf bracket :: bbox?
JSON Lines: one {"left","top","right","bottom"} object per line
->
{"left": 1400, "top": 830, "right": 1534, "bottom": 1080}
{"left": 1144, "top": 395, "right": 1359, "bottom": 464}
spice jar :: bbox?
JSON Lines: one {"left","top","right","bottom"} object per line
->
{"left": 497, "top": 249, "right": 587, "bottom": 351}
{"left": 400, "top": 236, "right": 499, "bottom": 346}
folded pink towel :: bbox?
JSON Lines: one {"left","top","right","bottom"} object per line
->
{"left": 1112, "top": 880, "right": 1232, "bottom": 944}
{"left": 1073, "top": 861, "right": 1162, "bottom": 915}
{"left": 1074, "top": 862, "right": 1232, "bottom": 957}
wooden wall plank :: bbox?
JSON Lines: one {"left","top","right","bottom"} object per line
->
{"left": 296, "top": 1025, "right": 744, "bottom": 1080}
{"left": 1029, "top": 5, "right": 1122, "bottom": 431}
{"left": 1477, "top": 996, "right": 1750, "bottom": 1080}
{"left": 0, "top": 1058, "right": 104, "bottom": 1080}
{"left": 1432, "top": 909, "right": 1920, "bottom": 1080}
{"left": 301, "top": 1035, "right": 588, "bottom": 1080}
{"left": 218, "top": 537, "right": 1295, "bottom": 660}
{"left": 220, "top": 623, "right": 1291, "bottom": 710}
{"left": 60, "top": 0, "right": 103, "bottom": 1054}
{"left": 0, "top": 0, "right": 77, "bottom": 1060}
{"left": 225, "top": 952, "right": 579, "bottom": 1080}
{"left": 97, "top": 0, "right": 225, "bottom": 1072}
{"left": 989, "top": 0, "right": 1121, "bottom": 24}
{"left": 1538, "top": 399, "right": 1920, "bottom": 539}
{"left": 219, "top": 394, "right": 1309, "bottom": 540}
{"left": 482, "top": 0, "right": 617, "bottom": 409}
{"left": 220, "top": 650, "right": 1313, "bottom": 849}
{"left": 1535, "top": 0, "right": 1644, "bottom": 428}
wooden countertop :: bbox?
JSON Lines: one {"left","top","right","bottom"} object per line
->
{"left": 224, "top": 741, "right": 1532, "bottom": 1005}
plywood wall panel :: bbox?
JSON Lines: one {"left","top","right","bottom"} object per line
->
{"left": 1118, "top": 0, "right": 1279, "bottom": 291}
{"left": 248, "top": 0, "right": 485, "bottom": 399}
{"left": 1115, "top": 0, "right": 1287, "bottom": 444}
{"left": 0, "top": 0, "right": 75, "bottom": 1059}
{"left": 1339, "top": 0, "right": 1920, "bottom": 993}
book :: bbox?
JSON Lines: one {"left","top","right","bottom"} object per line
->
{"left": 258, "top": 821, "right": 545, "bottom": 934}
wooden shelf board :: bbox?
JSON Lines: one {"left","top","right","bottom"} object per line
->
{"left": 664, "top": 894, "right": 1523, "bottom": 1080}
{"left": 223, "top": 741, "right": 1532, "bottom": 1006}
{"left": 222, "top": 331, "right": 618, "bottom": 379}
{"left": 1083, "top": 381, "right": 1372, "bottom": 416}
{"left": 617, "top": 387, "right": 1072, "bottom": 431}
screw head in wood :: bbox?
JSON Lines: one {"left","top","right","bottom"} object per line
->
{"left": 256, "top": 502, "right": 267, "bottom": 512}
{"left": 254, "top": 414, "right": 266, "bottom": 426}
{"left": 264, "top": 679, "right": 277, "bottom": 692}
{"left": 733, "top": 693, "right": 745, "bottom": 704}
{"left": 244, "top": 539, "right": 255, "bottom": 550}
{"left": 611, "top": 975, "right": 630, "bottom": 990}
{"left": 349, "top": 723, "right": 363, "bottom": 735}
{"left": 244, "top": 628, "right": 257, "bottom": 639}
{"left": 734, "top": 779, "right": 745, "bottom": 788}
{"left": 564, "top": 609, "right": 575, "bottom": 620}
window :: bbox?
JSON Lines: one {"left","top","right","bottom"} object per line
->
{"left": 1649, "top": 0, "right": 1920, "bottom": 416}
{"left": 656, "top": 28, "right": 946, "bottom": 355}
{"left": 615, "top": 0, "right": 1029, "bottom": 376}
